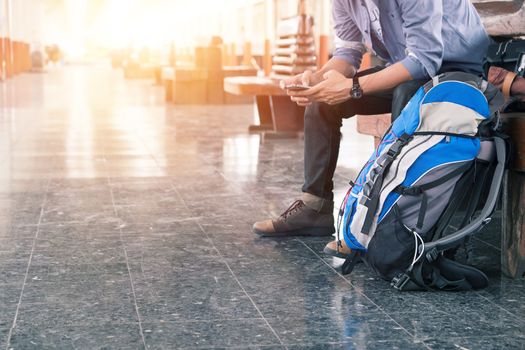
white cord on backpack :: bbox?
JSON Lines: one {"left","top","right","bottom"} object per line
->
{"left": 405, "top": 224, "right": 425, "bottom": 271}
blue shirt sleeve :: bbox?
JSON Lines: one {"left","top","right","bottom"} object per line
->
{"left": 397, "top": 0, "right": 444, "bottom": 79}
{"left": 331, "top": 0, "right": 365, "bottom": 70}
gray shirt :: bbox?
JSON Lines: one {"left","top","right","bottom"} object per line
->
{"left": 332, "top": 0, "right": 491, "bottom": 80}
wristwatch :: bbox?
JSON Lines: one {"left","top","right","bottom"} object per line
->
{"left": 350, "top": 75, "right": 363, "bottom": 99}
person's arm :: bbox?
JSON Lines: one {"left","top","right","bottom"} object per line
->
{"left": 293, "top": 62, "right": 412, "bottom": 105}
{"left": 283, "top": 58, "right": 356, "bottom": 106}
{"left": 488, "top": 66, "right": 525, "bottom": 101}
{"left": 280, "top": 57, "right": 355, "bottom": 90}
{"left": 310, "top": 57, "right": 357, "bottom": 84}
{"left": 294, "top": 0, "right": 445, "bottom": 105}
{"left": 283, "top": 0, "right": 362, "bottom": 106}
{"left": 397, "top": 0, "right": 444, "bottom": 80}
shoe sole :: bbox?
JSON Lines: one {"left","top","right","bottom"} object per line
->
{"left": 323, "top": 245, "right": 354, "bottom": 259}
{"left": 253, "top": 226, "right": 334, "bottom": 238}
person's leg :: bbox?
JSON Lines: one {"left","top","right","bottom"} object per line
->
{"left": 391, "top": 80, "right": 427, "bottom": 120}
{"left": 302, "top": 94, "right": 394, "bottom": 204}
{"left": 323, "top": 79, "right": 427, "bottom": 256}
{"left": 253, "top": 94, "right": 393, "bottom": 237}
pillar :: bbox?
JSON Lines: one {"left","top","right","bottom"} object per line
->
{"left": 242, "top": 3, "right": 253, "bottom": 67}
{"left": 263, "top": 0, "right": 275, "bottom": 76}
{"left": 318, "top": 0, "right": 330, "bottom": 69}
{"left": 0, "top": 0, "right": 14, "bottom": 79}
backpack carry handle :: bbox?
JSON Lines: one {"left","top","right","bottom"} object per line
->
{"left": 423, "top": 136, "right": 507, "bottom": 257}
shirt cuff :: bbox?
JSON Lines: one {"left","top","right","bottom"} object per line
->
{"left": 400, "top": 55, "right": 431, "bottom": 80}
{"left": 332, "top": 47, "right": 363, "bottom": 70}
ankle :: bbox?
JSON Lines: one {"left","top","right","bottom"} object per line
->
{"left": 301, "top": 193, "right": 334, "bottom": 213}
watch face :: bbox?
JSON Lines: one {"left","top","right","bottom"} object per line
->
{"left": 351, "top": 87, "right": 363, "bottom": 99}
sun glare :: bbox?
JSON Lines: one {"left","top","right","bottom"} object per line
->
{"left": 52, "top": 0, "right": 241, "bottom": 57}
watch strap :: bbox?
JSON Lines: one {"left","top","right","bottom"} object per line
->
{"left": 502, "top": 71, "right": 517, "bottom": 100}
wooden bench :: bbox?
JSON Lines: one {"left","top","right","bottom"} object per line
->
{"left": 162, "top": 44, "right": 258, "bottom": 105}
{"left": 479, "top": 0, "right": 525, "bottom": 279}
{"left": 355, "top": 114, "right": 392, "bottom": 147}
{"left": 124, "top": 62, "right": 156, "bottom": 79}
{"left": 474, "top": 0, "right": 525, "bottom": 36}
{"left": 224, "top": 76, "right": 304, "bottom": 137}
{"left": 502, "top": 113, "right": 525, "bottom": 279}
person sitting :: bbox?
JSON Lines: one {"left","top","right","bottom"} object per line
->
{"left": 252, "top": 0, "right": 492, "bottom": 255}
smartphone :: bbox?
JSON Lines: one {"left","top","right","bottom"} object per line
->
{"left": 285, "top": 84, "right": 310, "bottom": 91}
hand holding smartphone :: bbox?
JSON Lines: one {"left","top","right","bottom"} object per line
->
{"left": 285, "top": 84, "right": 310, "bottom": 91}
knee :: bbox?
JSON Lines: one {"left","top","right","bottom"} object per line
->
{"left": 392, "top": 81, "right": 424, "bottom": 119}
{"left": 393, "top": 81, "right": 423, "bottom": 103}
{"left": 304, "top": 102, "right": 342, "bottom": 127}
{"left": 393, "top": 81, "right": 417, "bottom": 102}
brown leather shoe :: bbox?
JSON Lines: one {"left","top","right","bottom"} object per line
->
{"left": 323, "top": 239, "right": 353, "bottom": 259}
{"left": 252, "top": 200, "right": 334, "bottom": 237}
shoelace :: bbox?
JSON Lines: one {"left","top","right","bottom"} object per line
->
{"left": 280, "top": 200, "right": 304, "bottom": 221}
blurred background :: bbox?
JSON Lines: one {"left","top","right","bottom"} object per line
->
{"left": 0, "top": 0, "right": 512, "bottom": 83}
{"left": 0, "top": 0, "right": 334, "bottom": 77}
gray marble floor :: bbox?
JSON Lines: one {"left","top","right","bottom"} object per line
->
{"left": 0, "top": 65, "right": 523, "bottom": 349}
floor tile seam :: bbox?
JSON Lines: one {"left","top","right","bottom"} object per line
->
{"left": 171, "top": 337, "right": 425, "bottom": 350}
{"left": 23, "top": 261, "right": 129, "bottom": 269}
{"left": 166, "top": 183, "right": 295, "bottom": 348}
{"left": 421, "top": 334, "right": 525, "bottom": 342}
{"left": 448, "top": 224, "right": 501, "bottom": 251}
{"left": 268, "top": 339, "right": 427, "bottom": 348}
{"left": 39, "top": 219, "right": 117, "bottom": 225}
{"left": 422, "top": 335, "right": 525, "bottom": 349}
{"left": 172, "top": 185, "right": 408, "bottom": 349}
{"left": 141, "top": 317, "right": 267, "bottom": 325}
{"left": 128, "top": 128, "right": 169, "bottom": 175}
{"left": 15, "top": 279, "right": 139, "bottom": 292}
{"left": 193, "top": 221, "right": 286, "bottom": 347}
{"left": 473, "top": 290, "right": 524, "bottom": 320}
{"left": 472, "top": 236, "right": 501, "bottom": 251}
{"left": 5, "top": 178, "right": 51, "bottom": 350}
{"left": 26, "top": 244, "right": 128, "bottom": 250}
{"left": 296, "top": 239, "right": 431, "bottom": 350}
{"left": 0, "top": 238, "right": 44, "bottom": 244}
{"left": 107, "top": 176, "right": 147, "bottom": 349}
{"left": 119, "top": 217, "right": 205, "bottom": 224}
{"left": 13, "top": 320, "right": 142, "bottom": 328}
{"left": 173, "top": 344, "right": 284, "bottom": 350}
{"left": 10, "top": 300, "right": 139, "bottom": 309}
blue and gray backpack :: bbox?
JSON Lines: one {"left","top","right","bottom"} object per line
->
{"left": 336, "top": 72, "right": 507, "bottom": 291}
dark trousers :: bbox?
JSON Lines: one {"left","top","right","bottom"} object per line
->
{"left": 302, "top": 80, "right": 425, "bottom": 201}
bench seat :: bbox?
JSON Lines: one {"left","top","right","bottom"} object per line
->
{"left": 355, "top": 114, "right": 391, "bottom": 147}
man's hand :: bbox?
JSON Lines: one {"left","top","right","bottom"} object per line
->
{"left": 280, "top": 70, "right": 323, "bottom": 107}
{"left": 488, "top": 66, "right": 525, "bottom": 101}
{"left": 292, "top": 70, "right": 352, "bottom": 105}
{"left": 487, "top": 66, "right": 508, "bottom": 90}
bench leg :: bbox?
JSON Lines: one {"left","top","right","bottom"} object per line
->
{"left": 164, "top": 80, "right": 173, "bottom": 102}
{"left": 502, "top": 113, "right": 525, "bottom": 279}
{"left": 249, "top": 95, "right": 305, "bottom": 137}
{"left": 270, "top": 95, "right": 304, "bottom": 132}
{"left": 502, "top": 169, "right": 525, "bottom": 279}
{"left": 249, "top": 96, "right": 274, "bottom": 132}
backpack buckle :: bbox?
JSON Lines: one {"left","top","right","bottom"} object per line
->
{"left": 395, "top": 185, "right": 422, "bottom": 196}
{"left": 391, "top": 273, "right": 411, "bottom": 290}
{"left": 425, "top": 247, "right": 439, "bottom": 262}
